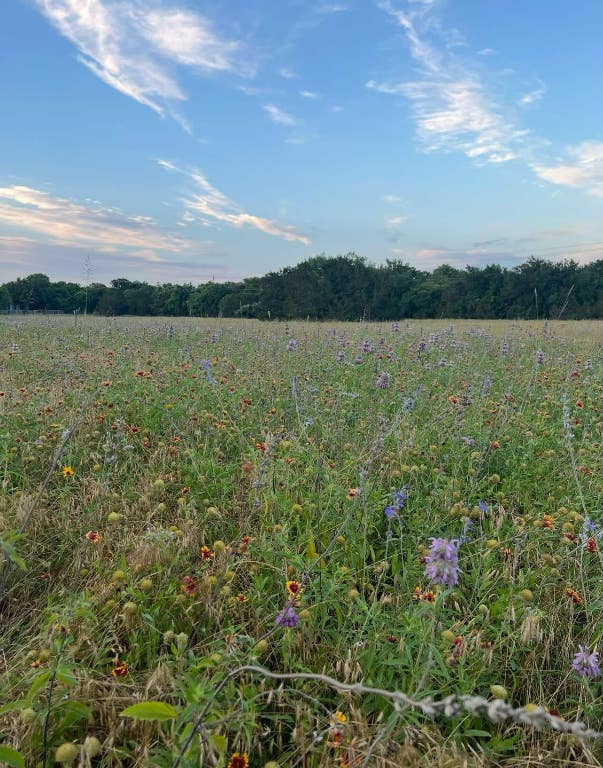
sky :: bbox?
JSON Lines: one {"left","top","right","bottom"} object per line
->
{"left": 1, "top": 0, "right": 602, "bottom": 285}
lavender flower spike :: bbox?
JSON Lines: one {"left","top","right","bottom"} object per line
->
{"left": 424, "top": 537, "right": 461, "bottom": 588}
{"left": 572, "top": 646, "right": 600, "bottom": 678}
{"left": 275, "top": 603, "right": 300, "bottom": 628}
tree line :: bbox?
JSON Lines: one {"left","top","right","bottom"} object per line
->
{"left": 1, "top": 255, "right": 601, "bottom": 319}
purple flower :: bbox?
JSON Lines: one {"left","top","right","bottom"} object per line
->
{"left": 275, "top": 604, "right": 300, "bottom": 628}
{"left": 572, "top": 646, "right": 600, "bottom": 678}
{"left": 287, "top": 339, "right": 298, "bottom": 351}
{"left": 424, "top": 537, "right": 461, "bottom": 588}
{"left": 479, "top": 500, "right": 488, "bottom": 513}
{"left": 385, "top": 488, "right": 408, "bottom": 519}
{"left": 376, "top": 372, "right": 391, "bottom": 389}
{"left": 536, "top": 349, "right": 545, "bottom": 364}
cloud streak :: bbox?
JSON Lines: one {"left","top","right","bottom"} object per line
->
{"left": 0, "top": 184, "right": 188, "bottom": 251}
{"left": 33, "top": 0, "right": 244, "bottom": 118}
{"left": 264, "top": 104, "right": 298, "bottom": 126}
{"left": 532, "top": 142, "right": 603, "bottom": 198}
{"left": 159, "top": 162, "right": 311, "bottom": 244}
{"left": 370, "top": 1, "right": 529, "bottom": 164}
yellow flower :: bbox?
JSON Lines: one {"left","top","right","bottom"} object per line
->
{"left": 62, "top": 466, "right": 74, "bottom": 477}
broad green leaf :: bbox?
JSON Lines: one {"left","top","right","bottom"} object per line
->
{"left": 27, "top": 672, "right": 50, "bottom": 702}
{"left": 120, "top": 701, "right": 178, "bottom": 721}
{"left": 208, "top": 734, "right": 228, "bottom": 754}
{"left": 0, "top": 745, "right": 25, "bottom": 768}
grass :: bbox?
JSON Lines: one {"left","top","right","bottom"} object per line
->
{"left": 0, "top": 315, "right": 601, "bottom": 768}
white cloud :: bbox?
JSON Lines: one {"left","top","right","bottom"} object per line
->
{"left": 159, "top": 161, "right": 311, "bottom": 244}
{"left": 316, "top": 3, "right": 349, "bottom": 13}
{"left": 300, "top": 90, "right": 320, "bottom": 99}
{"left": 518, "top": 79, "right": 546, "bottom": 106}
{"left": 0, "top": 184, "right": 188, "bottom": 252}
{"left": 33, "top": 0, "right": 244, "bottom": 118}
{"left": 264, "top": 104, "right": 297, "bottom": 126}
{"left": 383, "top": 194, "right": 402, "bottom": 204}
{"left": 532, "top": 141, "right": 603, "bottom": 198}
{"left": 279, "top": 68, "right": 300, "bottom": 79}
{"left": 386, "top": 215, "right": 408, "bottom": 226}
{"left": 372, "top": 1, "right": 526, "bottom": 164}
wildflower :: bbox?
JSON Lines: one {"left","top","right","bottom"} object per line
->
{"left": 235, "top": 593, "right": 248, "bottom": 602}
{"left": 181, "top": 576, "right": 197, "bottom": 596}
{"left": 85, "top": 531, "right": 102, "bottom": 543}
{"left": 62, "top": 465, "right": 74, "bottom": 477}
{"left": 478, "top": 500, "right": 488, "bottom": 513}
{"left": 200, "top": 545, "right": 214, "bottom": 561}
{"left": 424, "top": 537, "right": 461, "bottom": 588}
{"left": 286, "top": 339, "right": 298, "bottom": 351}
{"left": 227, "top": 753, "right": 249, "bottom": 768}
{"left": 572, "top": 646, "right": 600, "bottom": 678}
{"left": 376, "top": 372, "right": 391, "bottom": 389}
{"left": 332, "top": 711, "right": 347, "bottom": 724}
{"left": 536, "top": 349, "right": 545, "bottom": 364}
{"left": 111, "top": 661, "right": 129, "bottom": 677}
{"left": 542, "top": 515, "right": 554, "bottom": 529}
{"left": 286, "top": 579, "right": 302, "bottom": 598}
{"left": 385, "top": 488, "right": 408, "bottom": 519}
{"left": 587, "top": 538, "right": 597, "bottom": 552}
{"left": 347, "top": 488, "right": 359, "bottom": 500}
{"left": 566, "top": 587, "right": 583, "bottom": 605}
{"left": 275, "top": 604, "right": 299, "bottom": 628}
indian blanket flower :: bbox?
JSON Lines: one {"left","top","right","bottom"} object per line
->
{"left": 111, "top": 661, "right": 129, "bottom": 677}
{"left": 85, "top": 530, "right": 102, "bottom": 543}
{"left": 227, "top": 753, "right": 249, "bottom": 768}
{"left": 424, "top": 537, "right": 461, "bottom": 588}
{"left": 275, "top": 603, "right": 299, "bottom": 628}
{"left": 62, "top": 465, "right": 74, "bottom": 477}
{"left": 286, "top": 579, "right": 302, "bottom": 598}
{"left": 572, "top": 646, "right": 600, "bottom": 678}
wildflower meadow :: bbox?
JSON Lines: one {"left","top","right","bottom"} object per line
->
{"left": 0, "top": 315, "right": 601, "bottom": 767}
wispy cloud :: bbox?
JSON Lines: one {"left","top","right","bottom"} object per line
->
{"left": 264, "top": 104, "right": 297, "bottom": 126}
{"left": 300, "top": 90, "right": 320, "bottom": 99}
{"left": 0, "top": 184, "right": 188, "bottom": 251}
{"left": 532, "top": 142, "right": 603, "bottom": 198}
{"left": 518, "top": 79, "right": 546, "bottom": 106}
{"left": 33, "top": 0, "right": 245, "bottom": 118}
{"left": 159, "top": 161, "right": 310, "bottom": 245}
{"left": 316, "top": 3, "right": 349, "bottom": 13}
{"left": 279, "top": 68, "right": 300, "bottom": 79}
{"left": 371, "top": 0, "right": 527, "bottom": 164}
{"left": 0, "top": 236, "right": 240, "bottom": 283}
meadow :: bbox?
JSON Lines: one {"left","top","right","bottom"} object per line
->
{"left": 0, "top": 315, "right": 601, "bottom": 768}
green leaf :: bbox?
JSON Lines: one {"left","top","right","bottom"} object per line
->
{"left": 208, "top": 734, "right": 228, "bottom": 754}
{"left": 27, "top": 671, "right": 50, "bottom": 702}
{"left": 120, "top": 701, "right": 178, "bottom": 721}
{"left": 0, "top": 700, "right": 29, "bottom": 716}
{"left": 0, "top": 745, "right": 25, "bottom": 768}
{"left": 56, "top": 666, "right": 77, "bottom": 686}
{"left": 56, "top": 700, "right": 94, "bottom": 729}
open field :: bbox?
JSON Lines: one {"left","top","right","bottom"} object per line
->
{"left": 0, "top": 316, "right": 601, "bottom": 768}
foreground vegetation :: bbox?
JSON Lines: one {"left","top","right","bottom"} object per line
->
{"left": 0, "top": 315, "right": 601, "bottom": 767}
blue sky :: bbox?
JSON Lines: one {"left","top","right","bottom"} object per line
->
{"left": 1, "top": 0, "right": 602, "bottom": 284}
